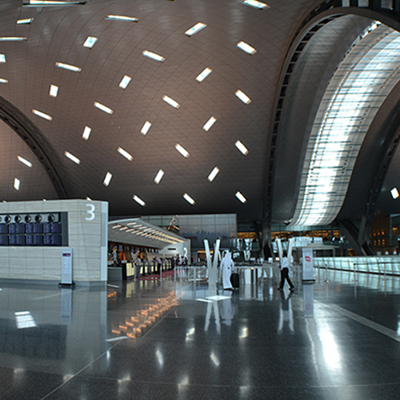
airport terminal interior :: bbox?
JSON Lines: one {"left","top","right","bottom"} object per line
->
{"left": 2, "top": 0, "right": 400, "bottom": 398}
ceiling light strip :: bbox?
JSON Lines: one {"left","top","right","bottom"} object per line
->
{"left": 185, "top": 22, "right": 207, "bottom": 36}
{"left": 55, "top": 62, "right": 81, "bottom": 72}
{"left": 154, "top": 169, "right": 164, "bottom": 184}
{"left": 183, "top": 193, "right": 196, "bottom": 205}
{"left": 106, "top": 15, "right": 138, "bottom": 22}
{"left": 196, "top": 67, "right": 212, "bottom": 82}
{"left": 207, "top": 167, "right": 220, "bottom": 182}
{"left": 17, "top": 18, "right": 34, "bottom": 25}
{"left": 49, "top": 84, "right": 59, "bottom": 97}
{"left": 237, "top": 41, "right": 257, "bottom": 55}
{"left": 32, "top": 109, "right": 52, "bottom": 121}
{"left": 82, "top": 126, "right": 91, "bottom": 140}
{"left": 117, "top": 147, "right": 133, "bottom": 161}
{"left": 235, "top": 90, "right": 251, "bottom": 104}
{"left": 119, "top": 75, "right": 131, "bottom": 89}
{"left": 235, "top": 140, "right": 249, "bottom": 155}
{"left": 242, "top": 0, "right": 269, "bottom": 10}
{"left": 236, "top": 191, "right": 247, "bottom": 203}
{"left": 141, "top": 121, "right": 152, "bottom": 135}
{"left": 64, "top": 151, "right": 80, "bottom": 164}
{"left": 142, "top": 50, "right": 165, "bottom": 62}
{"left": 133, "top": 195, "right": 146, "bottom": 206}
{"left": 175, "top": 144, "right": 189, "bottom": 158}
{"left": 17, "top": 156, "right": 32, "bottom": 167}
{"left": 103, "top": 172, "right": 112, "bottom": 187}
{"left": 83, "top": 36, "right": 98, "bottom": 48}
{"left": 0, "top": 37, "right": 26, "bottom": 41}
{"left": 94, "top": 101, "right": 113, "bottom": 114}
{"left": 14, "top": 178, "right": 20, "bottom": 191}
{"left": 203, "top": 116, "right": 217, "bottom": 132}
{"left": 163, "top": 95, "right": 180, "bottom": 109}
{"left": 23, "top": 1, "right": 86, "bottom": 6}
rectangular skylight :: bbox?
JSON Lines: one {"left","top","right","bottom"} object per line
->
{"left": 23, "top": 1, "right": 86, "bottom": 5}
{"left": 235, "top": 89, "right": 251, "bottom": 104}
{"left": 237, "top": 41, "right": 257, "bottom": 55}
{"left": 17, "top": 18, "right": 34, "bottom": 25}
{"left": 183, "top": 193, "right": 196, "bottom": 205}
{"left": 82, "top": 126, "right": 91, "bottom": 140}
{"left": 64, "top": 151, "right": 80, "bottom": 164}
{"left": 203, "top": 116, "right": 217, "bottom": 132}
{"left": 235, "top": 191, "right": 247, "bottom": 203}
{"left": 17, "top": 156, "right": 32, "bottom": 167}
{"left": 83, "top": 36, "right": 98, "bottom": 48}
{"left": 119, "top": 75, "right": 131, "bottom": 89}
{"left": 175, "top": 144, "right": 189, "bottom": 158}
{"left": 14, "top": 178, "right": 20, "bottom": 191}
{"left": 117, "top": 147, "right": 133, "bottom": 161}
{"left": 0, "top": 37, "right": 26, "bottom": 41}
{"left": 141, "top": 121, "right": 152, "bottom": 135}
{"left": 94, "top": 101, "right": 113, "bottom": 114}
{"left": 163, "top": 95, "right": 180, "bottom": 109}
{"left": 0, "top": 54, "right": 5, "bottom": 63}
{"left": 154, "top": 169, "right": 164, "bottom": 184}
{"left": 0, "top": 78, "right": 8, "bottom": 83}
{"left": 391, "top": 187, "right": 399, "bottom": 199}
{"left": 185, "top": 22, "right": 207, "bottom": 36}
{"left": 103, "top": 172, "right": 112, "bottom": 187}
{"left": 196, "top": 67, "right": 212, "bottom": 83}
{"left": 49, "top": 84, "right": 59, "bottom": 97}
{"left": 55, "top": 62, "right": 81, "bottom": 72}
{"left": 32, "top": 109, "right": 52, "bottom": 121}
{"left": 235, "top": 140, "right": 249, "bottom": 155}
{"left": 133, "top": 195, "right": 146, "bottom": 207}
{"left": 207, "top": 167, "right": 220, "bottom": 182}
{"left": 142, "top": 50, "right": 165, "bottom": 62}
{"left": 106, "top": 15, "right": 139, "bottom": 22}
{"left": 242, "top": 0, "right": 269, "bottom": 10}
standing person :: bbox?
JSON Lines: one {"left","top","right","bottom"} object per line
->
{"left": 220, "top": 251, "right": 234, "bottom": 290}
{"left": 278, "top": 251, "right": 294, "bottom": 291}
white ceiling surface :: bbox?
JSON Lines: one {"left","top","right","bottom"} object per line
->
{"left": 109, "top": 217, "right": 185, "bottom": 248}
{"left": 0, "top": 0, "right": 317, "bottom": 221}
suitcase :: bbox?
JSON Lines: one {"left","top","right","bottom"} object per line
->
{"left": 230, "top": 273, "right": 240, "bottom": 288}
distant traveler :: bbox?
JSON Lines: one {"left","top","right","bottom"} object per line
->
{"left": 220, "top": 251, "right": 234, "bottom": 290}
{"left": 278, "top": 251, "right": 294, "bottom": 291}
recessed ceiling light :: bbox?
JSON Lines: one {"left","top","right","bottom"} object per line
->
{"left": 49, "top": 84, "right": 59, "bottom": 97}
{"left": 237, "top": 41, "right": 257, "bottom": 55}
{"left": 207, "top": 167, "right": 220, "bottom": 182}
{"left": 236, "top": 191, "right": 247, "bottom": 203}
{"left": 242, "top": 0, "right": 269, "bottom": 10}
{"left": 55, "top": 62, "right": 81, "bottom": 72}
{"left": 183, "top": 193, "right": 196, "bottom": 205}
{"left": 82, "top": 126, "right": 91, "bottom": 140}
{"left": 119, "top": 75, "right": 131, "bottom": 89}
{"left": 140, "top": 121, "right": 152, "bottom": 135}
{"left": 23, "top": 1, "right": 86, "bottom": 5}
{"left": 83, "top": 36, "right": 98, "bottom": 48}
{"left": 163, "top": 95, "right": 180, "bottom": 109}
{"left": 235, "top": 140, "right": 249, "bottom": 155}
{"left": 0, "top": 54, "right": 5, "bottom": 63}
{"left": 103, "top": 172, "right": 112, "bottom": 187}
{"left": 117, "top": 147, "right": 133, "bottom": 161}
{"left": 175, "top": 144, "right": 189, "bottom": 158}
{"left": 17, "top": 156, "right": 32, "bottom": 167}
{"left": 17, "top": 18, "right": 34, "bottom": 25}
{"left": 94, "top": 101, "right": 113, "bottom": 114}
{"left": 64, "top": 151, "right": 80, "bottom": 164}
{"left": 32, "top": 109, "right": 52, "bottom": 121}
{"left": 154, "top": 169, "right": 164, "bottom": 184}
{"left": 196, "top": 67, "right": 212, "bottom": 83}
{"left": 391, "top": 187, "right": 399, "bottom": 199}
{"left": 14, "top": 178, "right": 20, "bottom": 191}
{"left": 106, "top": 15, "right": 138, "bottom": 22}
{"left": 0, "top": 37, "right": 26, "bottom": 41}
{"left": 142, "top": 50, "right": 165, "bottom": 62}
{"left": 203, "top": 116, "right": 217, "bottom": 132}
{"left": 133, "top": 195, "right": 146, "bottom": 207}
{"left": 0, "top": 78, "right": 8, "bottom": 83}
{"left": 235, "top": 90, "right": 251, "bottom": 104}
{"left": 185, "top": 22, "right": 207, "bottom": 36}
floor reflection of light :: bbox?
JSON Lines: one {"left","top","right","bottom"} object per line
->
{"left": 156, "top": 349, "right": 164, "bottom": 368}
{"left": 178, "top": 375, "right": 190, "bottom": 392}
{"left": 185, "top": 327, "right": 195, "bottom": 342}
{"left": 210, "top": 351, "right": 220, "bottom": 367}
{"left": 239, "top": 327, "right": 248, "bottom": 340}
{"left": 62, "top": 374, "right": 74, "bottom": 383}
{"left": 319, "top": 324, "right": 341, "bottom": 370}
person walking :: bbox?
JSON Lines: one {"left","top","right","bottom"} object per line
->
{"left": 278, "top": 250, "right": 294, "bottom": 291}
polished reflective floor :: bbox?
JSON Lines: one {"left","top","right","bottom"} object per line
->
{"left": 1, "top": 267, "right": 400, "bottom": 399}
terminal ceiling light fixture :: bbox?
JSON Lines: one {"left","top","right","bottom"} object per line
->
{"left": 14, "top": 178, "right": 20, "bottom": 191}
{"left": 141, "top": 121, "right": 152, "bottom": 135}
{"left": 175, "top": 144, "right": 189, "bottom": 158}
{"left": 0, "top": 78, "right": 8, "bottom": 83}
{"left": 237, "top": 41, "right": 257, "bottom": 55}
{"left": 49, "top": 84, "right": 59, "bottom": 97}
{"left": 235, "top": 191, "right": 247, "bottom": 203}
{"left": 17, "top": 156, "right": 32, "bottom": 168}
{"left": 133, "top": 195, "right": 146, "bottom": 207}
{"left": 32, "top": 109, "right": 52, "bottom": 121}
{"left": 55, "top": 62, "right": 81, "bottom": 72}
{"left": 105, "top": 15, "right": 139, "bottom": 22}
{"left": 185, "top": 22, "right": 207, "bottom": 36}
{"left": 103, "top": 172, "right": 112, "bottom": 187}
{"left": 83, "top": 36, "right": 98, "bottom": 48}
{"left": 207, "top": 167, "right": 220, "bottom": 182}
{"left": 235, "top": 140, "right": 249, "bottom": 155}
{"left": 64, "top": 151, "right": 81, "bottom": 164}
{"left": 82, "top": 126, "right": 91, "bottom": 140}
{"left": 235, "top": 90, "right": 251, "bottom": 104}
{"left": 154, "top": 169, "right": 165, "bottom": 184}
{"left": 142, "top": 50, "right": 165, "bottom": 62}
{"left": 391, "top": 188, "right": 399, "bottom": 199}
{"left": 17, "top": 18, "right": 34, "bottom": 25}
{"left": 163, "top": 95, "right": 180, "bottom": 109}
{"left": 183, "top": 193, "right": 196, "bottom": 205}
{"left": 119, "top": 75, "right": 131, "bottom": 89}
{"left": 117, "top": 147, "right": 133, "bottom": 161}
{"left": 23, "top": 1, "right": 86, "bottom": 6}
{"left": 0, "top": 37, "right": 26, "bottom": 41}
{"left": 196, "top": 67, "right": 212, "bottom": 83}
{"left": 94, "top": 101, "right": 113, "bottom": 114}
{"left": 242, "top": 0, "right": 270, "bottom": 10}
{"left": 203, "top": 116, "right": 217, "bottom": 132}
{"left": 0, "top": 55, "right": 5, "bottom": 63}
